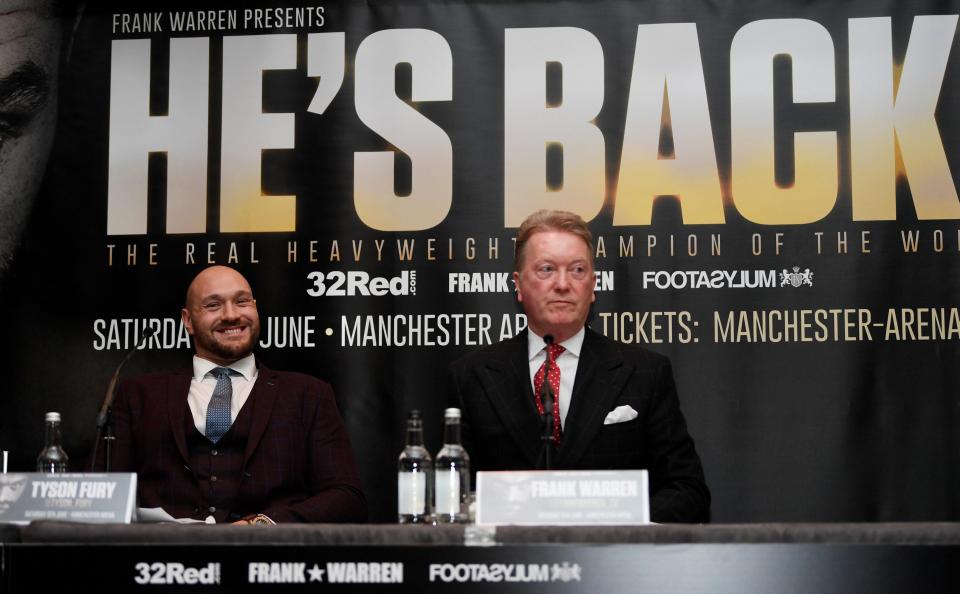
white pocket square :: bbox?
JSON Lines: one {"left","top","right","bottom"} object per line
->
{"left": 603, "top": 405, "right": 638, "bottom": 425}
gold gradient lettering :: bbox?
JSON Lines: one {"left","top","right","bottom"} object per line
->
{"left": 849, "top": 16, "right": 960, "bottom": 220}
{"left": 354, "top": 29, "right": 453, "bottom": 231}
{"left": 107, "top": 38, "right": 209, "bottom": 235}
{"left": 730, "top": 19, "right": 838, "bottom": 224}
{"left": 220, "top": 35, "right": 297, "bottom": 232}
{"left": 504, "top": 27, "right": 605, "bottom": 226}
{"left": 614, "top": 23, "right": 723, "bottom": 225}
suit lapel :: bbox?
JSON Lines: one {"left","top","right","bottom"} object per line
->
{"left": 555, "top": 328, "right": 630, "bottom": 467}
{"left": 244, "top": 364, "right": 279, "bottom": 464}
{"left": 479, "top": 334, "right": 542, "bottom": 467}
{"left": 167, "top": 371, "right": 192, "bottom": 465}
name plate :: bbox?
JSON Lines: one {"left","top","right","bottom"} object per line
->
{"left": 0, "top": 473, "right": 137, "bottom": 524}
{"left": 476, "top": 469, "right": 649, "bottom": 525}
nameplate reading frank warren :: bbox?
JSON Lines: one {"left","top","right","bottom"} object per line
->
{"left": 476, "top": 470, "right": 649, "bottom": 525}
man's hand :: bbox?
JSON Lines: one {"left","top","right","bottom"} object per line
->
{"left": 233, "top": 513, "right": 276, "bottom": 525}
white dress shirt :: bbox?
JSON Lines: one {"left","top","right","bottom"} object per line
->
{"left": 187, "top": 353, "right": 258, "bottom": 436}
{"left": 527, "top": 327, "right": 585, "bottom": 429}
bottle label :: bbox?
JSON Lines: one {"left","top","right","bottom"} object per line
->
{"left": 435, "top": 470, "right": 460, "bottom": 515}
{"left": 397, "top": 472, "right": 426, "bottom": 514}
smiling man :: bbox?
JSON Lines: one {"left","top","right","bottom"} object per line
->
{"left": 447, "top": 210, "right": 710, "bottom": 523}
{"left": 101, "top": 266, "right": 367, "bottom": 524}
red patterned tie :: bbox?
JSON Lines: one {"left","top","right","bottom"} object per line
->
{"left": 533, "top": 343, "right": 565, "bottom": 446}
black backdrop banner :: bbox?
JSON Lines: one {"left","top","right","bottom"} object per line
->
{"left": 1, "top": 0, "right": 959, "bottom": 522}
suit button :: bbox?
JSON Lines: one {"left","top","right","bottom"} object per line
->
{"left": 211, "top": 475, "right": 218, "bottom": 482}
{"left": 208, "top": 506, "right": 216, "bottom": 513}
{"left": 193, "top": 507, "right": 200, "bottom": 513}
{"left": 211, "top": 450, "right": 218, "bottom": 456}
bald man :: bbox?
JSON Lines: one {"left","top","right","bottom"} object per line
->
{"left": 100, "top": 266, "right": 366, "bottom": 524}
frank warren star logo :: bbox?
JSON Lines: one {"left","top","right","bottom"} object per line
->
{"left": 779, "top": 266, "right": 814, "bottom": 288}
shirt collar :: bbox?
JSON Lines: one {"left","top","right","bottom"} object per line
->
{"left": 527, "top": 327, "right": 585, "bottom": 361}
{"left": 192, "top": 353, "right": 257, "bottom": 381}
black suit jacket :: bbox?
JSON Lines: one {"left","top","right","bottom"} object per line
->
{"left": 447, "top": 328, "right": 710, "bottom": 523}
{"left": 102, "top": 363, "right": 367, "bottom": 523}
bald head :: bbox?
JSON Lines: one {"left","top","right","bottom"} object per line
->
{"left": 185, "top": 265, "right": 252, "bottom": 309}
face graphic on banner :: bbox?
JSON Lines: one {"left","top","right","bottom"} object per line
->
{"left": 0, "top": 0, "right": 63, "bottom": 273}
{"left": 182, "top": 266, "right": 261, "bottom": 366}
{"left": 514, "top": 230, "right": 596, "bottom": 343}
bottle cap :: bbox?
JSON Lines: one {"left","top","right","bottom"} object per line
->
{"left": 408, "top": 410, "right": 421, "bottom": 420}
{"left": 44, "top": 412, "right": 61, "bottom": 423}
{"left": 444, "top": 408, "right": 461, "bottom": 419}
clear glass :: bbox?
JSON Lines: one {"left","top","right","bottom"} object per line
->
{"left": 398, "top": 410, "right": 433, "bottom": 524}
{"left": 435, "top": 409, "right": 471, "bottom": 523}
{"left": 36, "top": 413, "right": 69, "bottom": 473}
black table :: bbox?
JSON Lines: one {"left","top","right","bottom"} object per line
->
{"left": 4, "top": 522, "right": 960, "bottom": 592}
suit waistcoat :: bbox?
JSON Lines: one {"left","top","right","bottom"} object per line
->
{"left": 184, "top": 397, "right": 254, "bottom": 523}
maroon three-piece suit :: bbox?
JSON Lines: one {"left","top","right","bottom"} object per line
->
{"left": 105, "top": 363, "right": 366, "bottom": 523}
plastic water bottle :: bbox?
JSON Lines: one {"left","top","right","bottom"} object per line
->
{"left": 435, "top": 407, "right": 470, "bottom": 523}
{"left": 36, "top": 412, "right": 69, "bottom": 473}
{"left": 398, "top": 410, "right": 432, "bottom": 523}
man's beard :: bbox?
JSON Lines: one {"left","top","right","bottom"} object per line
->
{"left": 195, "top": 324, "right": 260, "bottom": 362}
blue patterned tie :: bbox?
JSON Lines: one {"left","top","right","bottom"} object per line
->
{"left": 205, "top": 367, "right": 235, "bottom": 443}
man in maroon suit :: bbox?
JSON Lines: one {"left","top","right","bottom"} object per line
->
{"left": 106, "top": 266, "right": 366, "bottom": 524}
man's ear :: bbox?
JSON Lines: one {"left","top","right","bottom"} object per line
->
{"left": 513, "top": 271, "right": 523, "bottom": 303}
{"left": 181, "top": 308, "right": 194, "bottom": 335}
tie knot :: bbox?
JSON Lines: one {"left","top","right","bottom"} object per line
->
{"left": 546, "top": 343, "right": 565, "bottom": 360}
{"left": 210, "top": 367, "right": 235, "bottom": 380}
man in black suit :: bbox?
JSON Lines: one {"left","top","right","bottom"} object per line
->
{"left": 447, "top": 210, "right": 709, "bottom": 523}
{"left": 102, "top": 266, "right": 367, "bottom": 524}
